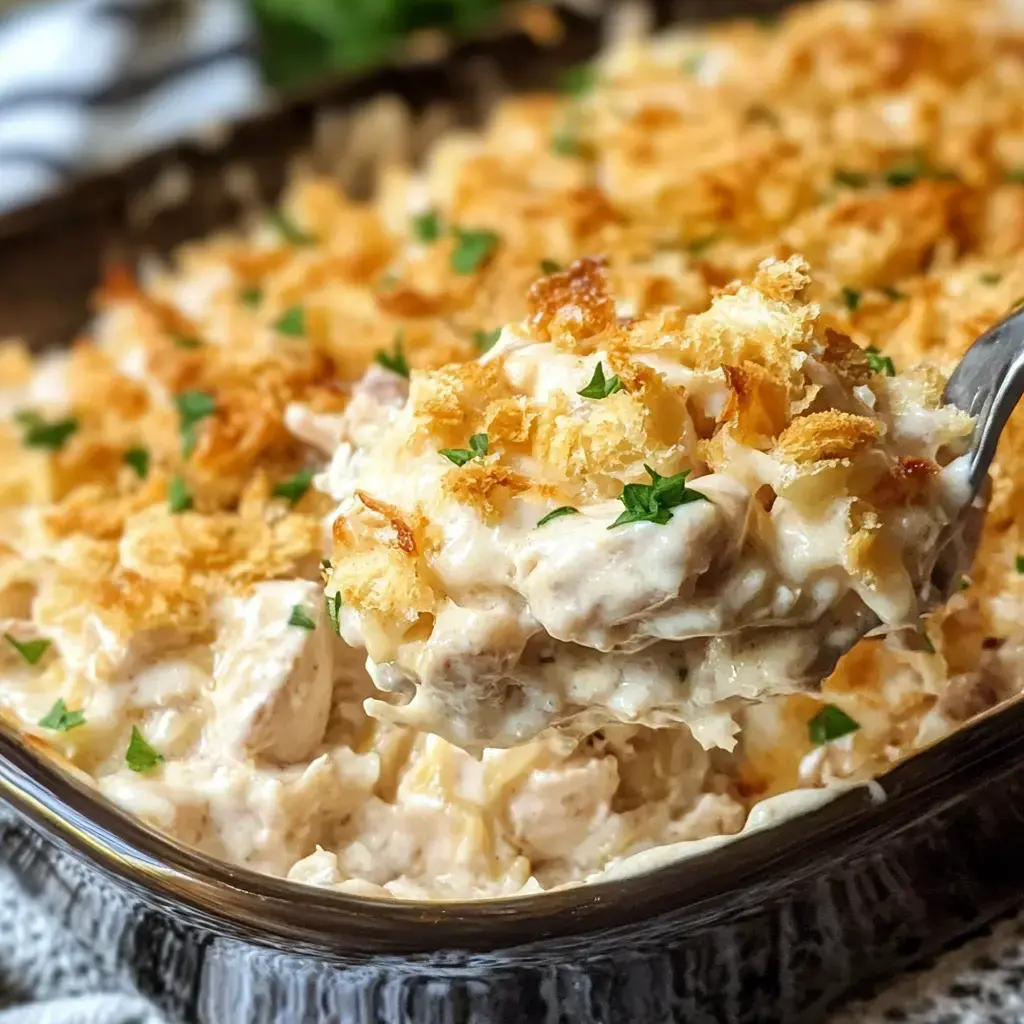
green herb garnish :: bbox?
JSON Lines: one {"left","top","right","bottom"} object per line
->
{"left": 536, "top": 506, "right": 580, "bottom": 528}
{"left": 412, "top": 210, "right": 441, "bottom": 243}
{"left": 559, "top": 64, "right": 596, "bottom": 96}
{"left": 881, "top": 285, "right": 907, "bottom": 301}
{"left": 17, "top": 413, "right": 79, "bottom": 451}
{"left": 268, "top": 209, "right": 316, "bottom": 246}
{"left": 1006, "top": 169, "right": 1024, "bottom": 183}
{"left": 841, "top": 286, "right": 861, "bottom": 312}
{"left": 439, "top": 433, "right": 488, "bottom": 467}
{"left": 1015, "top": 555, "right": 1024, "bottom": 574}
{"left": 473, "top": 328, "right": 502, "bottom": 354}
{"left": 551, "top": 128, "right": 580, "bottom": 157}
{"left": 272, "top": 467, "right": 315, "bottom": 505}
{"left": 273, "top": 306, "right": 306, "bottom": 337}
{"left": 682, "top": 53, "right": 705, "bottom": 75}
{"left": 865, "top": 345, "right": 896, "bottom": 376}
{"left": 175, "top": 390, "right": 216, "bottom": 458}
{"left": 4, "top": 633, "right": 50, "bottom": 666}
{"left": 240, "top": 285, "right": 263, "bottom": 309}
{"left": 609, "top": 465, "right": 706, "bottom": 529}
{"left": 578, "top": 362, "right": 623, "bottom": 399}
{"left": 980, "top": 273, "right": 1003, "bottom": 285}
{"left": 325, "top": 591, "right": 343, "bottom": 636}
{"left": 539, "top": 259, "right": 561, "bottom": 274}
{"left": 807, "top": 704, "right": 860, "bottom": 745}
{"left": 288, "top": 604, "right": 316, "bottom": 630}
{"left": 38, "top": 698, "right": 86, "bottom": 733}
{"left": 168, "top": 475, "right": 192, "bottom": 514}
{"left": 450, "top": 228, "right": 499, "bottom": 275}
{"left": 834, "top": 169, "right": 870, "bottom": 188}
{"left": 123, "top": 446, "right": 150, "bottom": 480}
{"left": 688, "top": 235, "right": 719, "bottom": 257}
{"left": 125, "top": 726, "right": 164, "bottom": 773}
{"left": 172, "top": 333, "right": 203, "bottom": 350}
{"left": 375, "top": 333, "right": 410, "bottom": 377}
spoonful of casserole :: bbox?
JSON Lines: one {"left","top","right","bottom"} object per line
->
{"left": 314, "top": 255, "right": 988, "bottom": 753}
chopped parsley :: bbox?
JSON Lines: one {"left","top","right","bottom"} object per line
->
{"left": 175, "top": 390, "right": 216, "bottom": 459}
{"left": 375, "top": 334, "right": 409, "bottom": 378}
{"left": 272, "top": 467, "right": 314, "bottom": 505}
{"left": 807, "top": 703, "right": 860, "bottom": 745}
{"left": 412, "top": 210, "right": 441, "bottom": 242}
{"left": 578, "top": 362, "right": 623, "bottom": 399}
{"left": 882, "top": 154, "right": 956, "bottom": 188}
{"left": 881, "top": 285, "right": 907, "bottom": 301}
{"left": 980, "top": 272, "right": 1003, "bottom": 285}
{"left": 834, "top": 169, "right": 870, "bottom": 188}
{"left": 439, "top": 433, "right": 488, "bottom": 467}
{"left": 268, "top": 209, "right": 316, "bottom": 246}
{"left": 38, "top": 698, "right": 85, "bottom": 733}
{"left": 559, "top": 63, "right": 596, "bottom": 96}
{"left": 865, "top": 345, "right": 896, "bottom": 376}
{"left": 125, "top": 726, "right": 164, "bottom": 773}
{"left": 841, "top": 286, "right": 861, "bottom": 312}
{"left": 473, "top": 328, "right": 502, "bottom": 354}
{"left": 1016, "top": 555, "right": 1024, "bottom": 574}
{"left": 240, "top": 285, "right": 263, "bottom": 309}
{"left": 4, "top": 633, "right": 50, "bottom": 666}
{"left": 609, "top": 465, "right": 706, "bottom": 529}
{"left": 688, "top": 235, "right": 719, "bottom": 257}
{"left": 16, "top": 412, "right": 79, "bottom": 451}
{"left": 273, "top": 306, "right": 306, "bottom": 337}
{"left": 288, "top": 604, "right": 316, "bottom": 630}
{"left": 550, "top": 127, "right": 580, "bottom": 157}
{"left": 325, "top": 591, "right": 343, "bottom": 636}
{"left": 450, "top": 228, "right": 499, "bottom": 275}
{"left": 536, "top": 506, "right": 580, "bottom": 528}
{"left": 539, "top": 259, "right": 562, "bottom": 274}
{"left": 1006, "top": 169, "right": 1024, "bottom": 183}
{"left": 168, "top": 475, "right": 192, "bottom": 514}
{"left": 123, "top": 447, "right": 150, "bottom": 480}
{"left": 172, "top": 333, "right": 203, "bottom": 350}
{"left": 681, "top": 52, "right": 705, "bottom": 75}
{"left": 959, "top": 576, "right": 971, "bottom": 591}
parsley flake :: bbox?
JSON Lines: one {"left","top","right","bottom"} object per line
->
{"left": 375, "top": 334, "right": 410, "bottom": 378}
{"left": 682, "top": 52, "right": 705, "bottom": 75}
{"left": 172, "top": 333, "right": 203, "bottom": 350}
{"left": 881, "top": 285, "right": 907, "bottom": 300}
{"left": 688, "top": 235, "right": 719, "bottom": 257}
{"left": 539, "top": 259, "right": 562, "bottom": 274}
{"left": 38, "top": 698, "right": 85, "bottom": 733}
{"left": 4, "top": 633, "right": 50, "bottom": 666}
{"left": 1006, "top": 169, "right": 1024, "bottom": 183}
{"left": 175, "top": 390, "right": 216, "bottom": 458}
{"left": 980, "top": 272, "right": 1003, "bottom": 285}
{"left": 325, "top": 591, "right": 343, "bottom": 636}
{"left": 578, "top": 362, "right": 623, "bottom": 399}
{"left": 288, "top": 604, "right": 316, "bottom": 630}
{"left": 123, "top": 446, "right": 150, "bottom": 480}
{"left": 273, "top": 306, "right": 305, "bottom": 337}
{"left": 609, "top": 465, "right": 707, "bottom": 529}
{"left": 125, "top": 726, "right": 164, "bottom": 773}
{"left": 473, "top": 328, "right": 502, "bottom": 354}
{"left": 834, "top": 169, "right": 870, "bottom": 188}
{"left": 17, "top": 413, "right": 79, "bottom": 451}
{"left": 559, "top": 64, "right": 596, "bottom": 96}
{"left": 268, "top": 209, "right": 316, "bottom": 246}
{"left": 536, "top": 506, "right": 580, "bottom": 528}
{"left": 1016, "top": 555, "right": 1024, "bottom": 574}
{"left": 168, "top": 475, "right": 192, "bottom": 514}
{"left": 272, "top": 467, "right": 314, "bottom": 505}
{"left": 551, "top": 127, "right": 580, "bottom": 157}
{"left": 240, "top": 285, "right": 263, "bottom": 309}
{"left": 450, "top": 228, "right": 499, "bottom": 275}
{"left": 439, "top": 433, "right": 488, "bottom": 467}
{"left": 808, "top": 703, "right": 860, "bottom": 745}
{"left": 865, "top": 345, "right": 896, "bottom": 376}
{"left": 412, "top": 210, "right": 441, "bottom": 242}
{"left": 841, "top": 286, "right": 862, "bottom": 312}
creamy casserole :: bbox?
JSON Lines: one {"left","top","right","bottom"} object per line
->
{"left": 0, "top": 0, "right": 1023, "bottom": 899}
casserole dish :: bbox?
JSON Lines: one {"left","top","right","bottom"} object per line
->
{"left": 2, "top": 0, "right": 1024, "bottom": 1020}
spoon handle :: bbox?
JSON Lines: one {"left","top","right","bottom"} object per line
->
{"left": 944, "top": 306, "right": 1024, "bottom": 496}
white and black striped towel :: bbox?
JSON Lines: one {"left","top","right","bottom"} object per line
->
{"left": 0, "top": 0, "right": 264, "bottom": 213}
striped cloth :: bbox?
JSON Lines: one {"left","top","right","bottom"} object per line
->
{"left": 0, "top": 0, "right": 264, "bottom": 213}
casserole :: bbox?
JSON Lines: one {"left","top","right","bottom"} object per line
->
{"left": 2, "top": 0, "right": 1024, "bottom": 1019}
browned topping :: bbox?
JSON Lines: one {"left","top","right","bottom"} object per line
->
{"left": 526, "top": 258, "right": 617, "bottom": 348}
{"left": 775, "top": 411, "right": 882, "bottom": 464}
{"left": 356, "top": 491, "right": 419, "bottom": 554}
